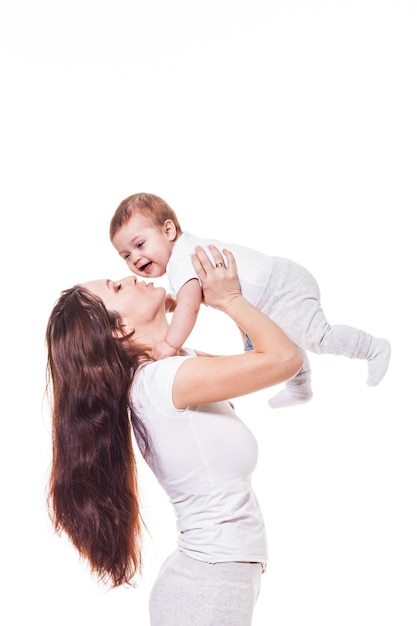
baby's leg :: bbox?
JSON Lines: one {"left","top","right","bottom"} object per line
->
{"left": 311, "top": 325, "right": 391, "bottom": 387}
{"left": 259, "top": 258, "right": 390, "bottom": 398}
{"left": 268, "top": 350, "right": 313, "bottom": 409}
{"left": 281, "top": 293, "right": 391, "bottom": 388}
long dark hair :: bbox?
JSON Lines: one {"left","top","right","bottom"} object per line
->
{"left": 45, "top": 285, "right": 151, "bottom": 587}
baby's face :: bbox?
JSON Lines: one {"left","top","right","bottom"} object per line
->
{"left": 112, "top": 214, "right": 176, "bottom": 278}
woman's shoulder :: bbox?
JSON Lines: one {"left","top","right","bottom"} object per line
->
{"left": 131, "top": 354, "right": 197, "bottom": 416}
{"left": 134, "top": 351, "right": 197, "bottom": 383}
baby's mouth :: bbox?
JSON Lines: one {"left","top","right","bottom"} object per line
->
{"left": 140, "top": 261, "right": 152, "bottom": 272}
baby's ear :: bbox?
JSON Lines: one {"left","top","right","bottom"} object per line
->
{"left": 164, "top": 219, "right": 177, "bottom": 241}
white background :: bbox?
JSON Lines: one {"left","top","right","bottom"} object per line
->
{"left": 1, "top": 1, "right": 416, "bottom": 624}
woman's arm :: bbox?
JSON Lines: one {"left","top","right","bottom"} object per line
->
{"left": 172, "top": 246, "right": 303, "bottom": 409}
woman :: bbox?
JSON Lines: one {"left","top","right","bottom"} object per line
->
{"left": 46, "top": 245, "right": 302, "bottom": 626}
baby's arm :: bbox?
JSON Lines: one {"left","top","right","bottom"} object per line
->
{"left": 153, "top": 278, "right": 202, "bottom": 359}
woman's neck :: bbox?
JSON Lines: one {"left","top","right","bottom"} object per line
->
{"left": 130, "top": 315, "right": 170, "bottom": 352}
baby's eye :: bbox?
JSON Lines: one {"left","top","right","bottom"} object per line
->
{"left": 122, "top": 253, "right": 130, "bottom": 260}
{"left": 136, "top": 241, "right": 144, "bottom": 248}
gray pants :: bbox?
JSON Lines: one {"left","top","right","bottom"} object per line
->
{"left": 149, "top": 550, "right": 264, "bottom": 625}
{"left": 246, "top": 257, "right": 374, "bottom": 382}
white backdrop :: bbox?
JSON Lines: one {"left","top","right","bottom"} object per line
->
{"left": 1, "top": 1, "right": 416, "bottom": 624}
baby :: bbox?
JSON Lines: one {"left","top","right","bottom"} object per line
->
{"left": 110, "top": 192, "right": 391, "bottom": 409}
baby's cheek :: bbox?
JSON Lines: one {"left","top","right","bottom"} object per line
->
{"left": 128, "top": 262, "right": 139, "bottom": 274}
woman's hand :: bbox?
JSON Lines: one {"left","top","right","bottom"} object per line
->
{"left": 173, "top": 244, "right": 303, "bottom": 409}
{"left": 191, "top": 245, "right": 242, "bottom": 312}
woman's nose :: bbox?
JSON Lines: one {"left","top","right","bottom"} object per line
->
{"left": 119, "top": 276, "right": 136, "bottom": 286}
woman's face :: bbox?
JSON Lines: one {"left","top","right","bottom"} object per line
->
{"left": 84, "top": 276, "right": 167, "bottom": 326}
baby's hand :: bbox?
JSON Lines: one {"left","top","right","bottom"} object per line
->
{"left": 165, "top": 294, "right": 177, "bottom": 313}
{"left": 153, "top": 339, "right": 178, "bottom": 360}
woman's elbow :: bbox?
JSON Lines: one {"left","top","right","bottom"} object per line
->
{"left": 289, "top": 350, "right": 304, "bottom": 377}
{"left": 274, "top": 348, "right": 304, "bottom": 382}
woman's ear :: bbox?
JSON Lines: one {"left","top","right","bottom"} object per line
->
{"left": 112, "top": 317, "right": 134, "bottom": 339}
{"left": 164, "top": 219, "right": 177, "bottom": 241}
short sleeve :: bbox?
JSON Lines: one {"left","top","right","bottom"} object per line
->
{"left": 132, "top": 355, "right": 194, "bottom": 418}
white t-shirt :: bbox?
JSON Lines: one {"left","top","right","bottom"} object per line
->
{"left": 130, "top": 354, "right": 268, "bottom": 564}
{"left": 167, "top": 231, "right": 274, "bottom": 307}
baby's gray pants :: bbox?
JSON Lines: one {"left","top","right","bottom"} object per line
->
{"left": 251, "top": 257, "right": 374, "bottom": 381}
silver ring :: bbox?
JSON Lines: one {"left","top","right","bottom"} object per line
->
{"left": 215, "top": 262, "right": 225, "bottom": 268}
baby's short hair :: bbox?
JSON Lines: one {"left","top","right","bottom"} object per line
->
{"left": 110, "top": 192, "right": 182, "bottom": 240}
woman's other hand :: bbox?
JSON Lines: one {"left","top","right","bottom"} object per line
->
{"left": 191, "top": 245, "right": 242, "bottom": 312}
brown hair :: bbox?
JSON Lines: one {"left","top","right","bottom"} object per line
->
{"left": 110, "top": 192, "right": 182, "bottom": 241}
{"left": 45, "top": 286, "right": 151, "bottom": 587}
